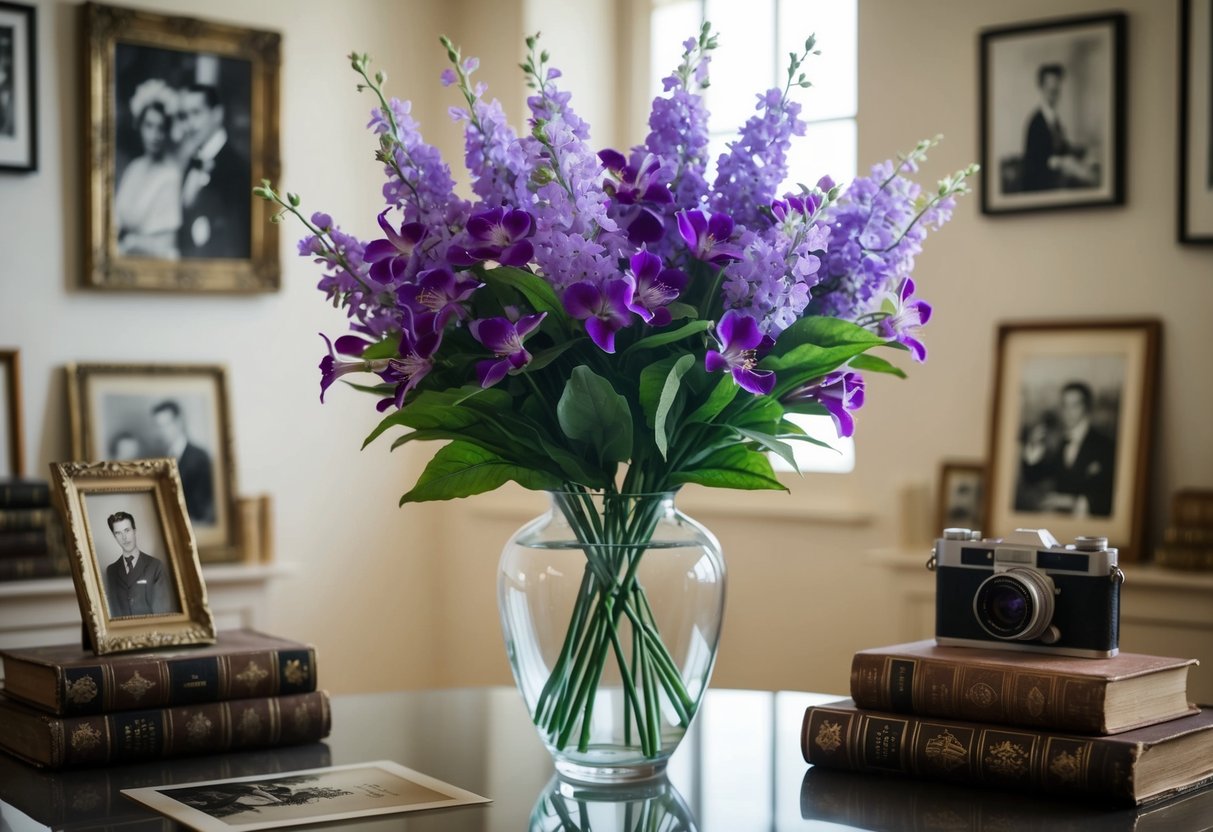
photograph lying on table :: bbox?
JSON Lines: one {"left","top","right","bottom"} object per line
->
{"left": 1180, "top": 0, "right": 1213, "bottom": 243}
{"left": 0, "top": 1, "right": 37, "bottom": 172}
{"left": 83, "top": 2, "right": 280, "bottom": 290}
{"left": 122, "top": 761, "right": 490, "bottom": 831}
{"left": 980, "top": 13, "right": 1126, "bottom": 214}
{"left": 50, "top": 458, "right": 215, "bottom": 654}
{"left": 984, "top": 320, "right": 1160, "bottom": 561}
{"left": 935, "top": 460, "right": 985, "bottom": 534}
{"left": 0, "top": 348, "right": 22, "bottom": 477}
{"left": 67, "top": 362, "right": 238, "bottom": 561}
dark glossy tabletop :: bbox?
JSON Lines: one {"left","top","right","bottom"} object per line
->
{"left": 1, "top": 688, "right": 1209, "bottom": 830}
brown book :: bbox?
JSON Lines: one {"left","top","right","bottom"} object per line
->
{"left": 851, "top": 640, "right": 1197, "bottom": 734}
{"left": 0, "top": 629, "right": 318, "bottom": 716}
{"left": 0, "top": 507, "right": 52, "bottom": 531}
{"left": 0, "top": 690, "right": 331, "bottom": 769}
{"left": 801, "top": 699, "right": 1213, "bottom": 806}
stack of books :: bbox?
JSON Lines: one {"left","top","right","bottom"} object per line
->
{"left": 802, "top": 640, "right": 1213, "bottom": 805}
{"left": 1155, "top": 489, "right": 1213, "bottom": 570}
{"left": 0, "top": 479, "right": 68, "bottom": 581}
{"left": 0, "top": 629, "right": 331, "bottom": 769}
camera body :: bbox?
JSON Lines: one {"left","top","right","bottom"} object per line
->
{"left": 932, "top": 527, "right": 1121, "bottom": 658}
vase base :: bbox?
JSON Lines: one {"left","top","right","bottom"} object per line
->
{"left": 554, "top": 758, "right": 668, "bottom": 786}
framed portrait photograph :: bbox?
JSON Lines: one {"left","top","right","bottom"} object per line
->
{"left": 935, "top": 461, "right": 985, "bottom": 535}
{"left": 67, "top": 363, "right": 238, "bottom": 561}
{"left": 49, "top": 459, "right": 215, "bottom": 654}
{"left": 0, "top": 348, "right": 22, "bottom": 477}
{"left": 0, "top": 1, "right": 35, "bottom": 172}
{"left": 984, "top": 320, "right": 1161, "bottom": 561}
{"left": 980, "top": 13, "right": 1126, "bottom": 215}
{"left": 1180, "top": 0, "right": 1213, "bottom": 243}
{"left": 83, "top": 2, "right": 280, "bottom": 291}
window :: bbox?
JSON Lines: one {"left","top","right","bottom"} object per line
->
{"left": 649, "top": 0, "right": 859, "bottom": 473}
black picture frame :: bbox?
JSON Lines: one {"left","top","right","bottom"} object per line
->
{"left": 0, "top": 1, "right": 37, "bottom": 173}
{"left": 979, "top": 13, "right": 1126, "bottom": 215}
{"left": 1179, "top": 0, "right": 1213, "bottom": 243}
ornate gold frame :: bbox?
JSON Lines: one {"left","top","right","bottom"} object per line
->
{"left": 50, "top": 459, "right": 216, "bottom": 654}
{"left": 83, "top": 2, "right": 281, "bottom": 292}
{"left": 66, "top": 362, "right": 239, "bottom": 562}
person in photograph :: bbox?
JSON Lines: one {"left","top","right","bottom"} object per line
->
{"left": 1021, "top": 63, "right": 1098, "bottom": 191}
{"left": 103, "top": 511, "right": 175, "bottom": 617}
{"left": 151, "top": 399, "right": 215, "bottom": 524}
{"left": 177, "top": 83, "right": 250, "bottom": 259}
{"left": 1019, "top": 381, "right": 1116, "bottom": 517}
{"left": 0, "top": 27, "right": 13, "bottom": 137}
{"left": 108, "top": 431, "right": 142, "bottom": 460}
{"left": 114, "top": 79, "right": 188, "bottom": 259}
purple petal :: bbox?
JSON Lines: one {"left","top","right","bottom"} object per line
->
{"left": 603, "top": 278, "right": 636, "bottom": 317}
{"left": 642, "top": 182, "right": 674, "bottom": 204}
{"left": 598, "top": 148, "right": 627, "bottom": 172}
{"left": 334, "top": 335, "right": 368, "bottom": 356}
{"left": 704, "top": 350, "right": 729, "bottom": 374}
{"left": 470, "top": 317, "right": 514, "bottom": 353}
{"left": 706, "top": 212, "right": 735, "bottom": 241}
{"left": 476, "top": 358, "right": 510, "bottom": 388}
{"left": 626, "top": 209, "right": 665, "bottom": 244}
{"left": 363, "top": 239, "right": 399, "bottom": 263}
{"left": 733, "top": 366, "right": 775, "bottom": 395}
{"left": 562, "top": 282, "right": 602, "bottom": 319}
{"left": 446, "top": 245, "right": 479, "bottom": 266}
{"left": 585, "top": 317, "right": 617, "bottom": 353}
{"left": 501, "top": 209, "right": 533, "bottom": 240}
{"left": 648, "top": 307, "right": 672, "bottom": 327}
{"left": 904, "top": 335, "right": 927, "bottom": 362}
{"left": 514, "top": 312, "right": 547, "bottom": 338}
{"left": 900, "top": 277, "right": 916, "bottom": 303}
{"left": 822, "top": 396, "right": 856, "bottom": 438}
{"left": 912, "top": 299, "right": 932, "bottom": 326}
{"left": 498, "top": 239, "right": 534, "bottom": 267}
{"left": 676, "top": 211, "right": 705, "bottom": 249}
{"left": 375, "top": 210, "right": 399, "bottom": 244}
{"left": 716, "top": 310, "right": 763, "bottom": 351}
{"left": 629, "top": 250, "right": 662, "bottom": 283}
{"left": 656, "top": 267, "right": 687, "bottom": 294}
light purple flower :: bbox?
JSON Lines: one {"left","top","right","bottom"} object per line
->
{"left": 448, "top": 207, "right": 535, "bottom": 268}
{"left": 783, "top": 371, "right": 866, "bottom": 438}
{"left": 363, "top": 210, "right": 429, "bottom": 286}
{"left": 397, "top": 267, "right": 482, "bottom": 330}
{"left": 876, "top": 277, "right": 932, "bottom": 361}
{"left": 677, "top": 210, "right": 744, "bottom": 264}
{"left": 626, "top": 250, "right": 686, "bottom": 327}
{"left": 469, "top": 313, "right": 546, "bottom": 387}
{"left": 705, "top": 310, "right": 775, "bottom": 395}
{"left": 563, "top": 279, "right": 636, "bottom": 353}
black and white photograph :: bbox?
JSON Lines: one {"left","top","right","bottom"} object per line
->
{"left": 0, "top": 1, "right": 36, "bottom": 172}
{"left": 936, "top": 461, "right": 985, "bottom": 535}
{"left": 122, "top": 762, "right": 491, "bottom": 831}
{"left": 980, "top": 13, "right": 1126, "bottom": 214}
{"left": 985, "top": 321, "right": 1160, "bottom": 561}
{"left": 0, "top": 348, "right": 21, "bottom": 478}
{"left": 82, "top": 490, "right": 181, "bottom": 618}
{"left": 1180, "top": 0, "right": 1213, "bottom": 243}
{"left": 67, "top": 363, "right": 237, "bottom": 560}
{"left": 84, "top": 3, "right": 281, "bottom": 291}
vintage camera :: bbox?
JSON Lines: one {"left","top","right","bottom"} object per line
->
{"left": 929, "top": 527, "right": 1122, "bottom": 658}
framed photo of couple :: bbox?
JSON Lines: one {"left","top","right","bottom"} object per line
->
{"left": 83, "top": 3, "right": 281, "bottom": 292}
{"left": 984, "top": 320, "right": 1160, "bottom": 562}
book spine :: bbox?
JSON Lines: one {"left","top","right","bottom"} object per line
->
{"left": 0, "top": 555, "right": 59, "bottom": 581}
{"left": 850, "top": 653, "right": 1108, "bottom": 733}
{"left": 0, "top": 481, "right": 51, "bottom": 509}
{"left": 51, "top": 646, "right": 319, "bottom": 715}
{"left": 46, "top": 690, "right": 331, "bottom": 768}
{"left": 0, "top": 528, "right": 49, "bottom": 557}
{"left": 801, "top": 705, "right": 1136, "bottom": 803}
{"left": 0, "top": 508, "right": 52, "bottom": 531}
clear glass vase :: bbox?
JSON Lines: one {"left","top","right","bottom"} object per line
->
{"left": 499, "top": 490, "right": 726, "bottom": 784}
{"left": 529, "top": 774, "right": 697, "bottom": 830}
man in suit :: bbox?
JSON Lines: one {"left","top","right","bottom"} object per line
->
{"left": 1020, "top": 63, "right": 1097, "bottom": 192}
{"left": 177, "top": 84, "right": 251, "bottom": 259}
{"left": 152, "top": 400, "right": 215, "bottom": 524}
{"left": 1021, "top": 381, "right": 1116, "bottom": 517}
{"left": 103, "top": 511, "right": 177, "bottom": 617}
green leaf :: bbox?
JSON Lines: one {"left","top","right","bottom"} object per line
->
{"left": 341, "top": 380, "right": 395, "bottom": 396}
{"left": 400, "top": 441, "right": 561, "bottom": 503}
{"left": 686, "top": 375, "right": 739, "bottom": 424}
{"left": 638, "top": 355, "right": 682, "bottom": 426}
{"left": 670, "top": 445, "right": 787, "bottom": 491}
{"left": 361, "top": 337, "right": 400, "bottom": 360}
{"left": 848, "top": 353, "right": 907, "bottom": 378}
{"left": 655, "top": 354, "right": 695, "bottom": 460}
{"left": 733, "top": 427, "right": 798, "bottom": 471}
{"left": 523, "top": 341, "right": 577, "bottom": 373}
{"left": 362, "top": 386, "right": 506, "bottom": 449}
{"left": 771, "top": 317, "right": 883, "bottom": 355}
{"left": 479, "top": 265, "right": 567, "bottom": 322}
{"left": 623, "top": 321, "right": 712, "bottom": 356}
{"left": 556, "top": 366, "right": 633, "bottom": 464}
{"left": 665, "top": 302, "right": 699, "bottom": 321}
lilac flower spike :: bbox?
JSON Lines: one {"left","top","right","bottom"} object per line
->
{"left": 626, "top": 250, "right": 686, "bottom": 327}
{"left": 470, "top": 312, "right": 547, "bottom": 387}
{"left": 877, "top": 277, "right": 932, "bottom": 362}
{"left": 563, "top": 279, "right": 637, "bottom": 353}
{"left": 397, "top": 267, "right": 482, "bottom": 330}
{"left": 705, "top": 310, "right": 775, "bottom": 395}
{"left": 676, "top": 210, "right": 744, "bottom": 264}
{"left": 364, "top": 210, "right": 428, "bottom": 286}
{"left": 784, "top": 371, "right": 866, "bottom": 438}
{"left": 449, "top": 207, "right": 535, "bottom": 268}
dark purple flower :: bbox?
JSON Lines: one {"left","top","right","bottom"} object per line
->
{"left": 562, "top": 279, "right": 636, "bottom": 353}
{"left": 599, "top": 149, "right": 674, "bottom": 244}
{"left": 783, "top": 371, "right": 866, "bottom": 438}
{"left": 625, "top": 250, "right": 686, "bottom": 327}
{"left": 448, "top": 207, "right": 535, "bottom": 268}
{"left": 381, "top": 325, "right": 442, "bottom": 407}
{"left": 469, "top": 312, "right": 546, "bottom": 387}
{"left": 397, "top": 267, "right": 482, "bottom": 330}
{"left": 319, "top": 333, "right": 376, "bottom": 404}
{"left": 705, "top": 309, "right": 775, "bottom": 395}
{"left": 876, "top": 277, "right": 932, "bottom": 362}
{"left": 676, "top": 210, "right": 744, "bottom": 264}
{"left": 363, "top": 210, "right": 428, "bottom": 286}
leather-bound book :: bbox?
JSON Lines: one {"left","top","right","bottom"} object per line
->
{"left": 851, "top": 640, "right": 1197, "bottom": 734}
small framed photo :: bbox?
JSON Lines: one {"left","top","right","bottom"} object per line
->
{"left": 980, "top": 13, "right": 1126, "bottom": 214}
{"left": 936, "top": 461, "right": 985, "bottom": 535}
{"left": 67, "top": 363, "right": 238, "bottom": 561}
{"left": 0, "top": 349, "right": 22, "bottom": 477}
{"left": 0, "top": 2, "right": 36, "bottom": 172}
{"left": 83, "top": 2, "right": 280, "bottom": 291}
{"left": 1180, "top": 0, "right": 1213, "bottom": 243}
{"left": 984, "top": 320, "right": 1161, "bottom": 561}
{"left": 49, "top": 459, "right": 216, "bottom": 654}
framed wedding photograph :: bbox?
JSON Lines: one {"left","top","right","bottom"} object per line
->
{"left": 980, "top": 13, "right": 1126, "bottom": 215}
{"left": 67, "top": 363, "right": 238, "bottom": 561}
{"left": 0, "top": 1, "right": 36, "bottom": 172}
{"left": 935, "top": 460, "right": 985, "bottom": 535}
{"left": 83, "top": 2, "right": 281, "bottom": 291}
{"left": 0, "top": 349, "right": 22, "bottom": 477}
{"left": 49, "top": 459, "right": 216, "bottom": 655}
{"left": 984, "top": 320, "right": 1160, "bottom": 561}
{"left": 1179, "top": 0, "right": 1213, "bottom": 243}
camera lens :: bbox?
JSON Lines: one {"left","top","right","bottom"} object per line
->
{"left": 973, "top": 569, "right": 1056, "bottom": 641}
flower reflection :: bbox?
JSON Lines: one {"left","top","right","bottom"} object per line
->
{"left": 529, "top": 774, "right": 697, "bottom": 831}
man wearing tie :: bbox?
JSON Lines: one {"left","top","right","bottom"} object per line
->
{"left": 1020, "top": 63, "right": 1098, "bottom": 192}
{"left": 103, "top": 511, "right": 178, "bottom": 617}
{"left": 177, "top": 84, "right": 250, "bottom": 259}
{"left": 1021, "top": 381, "right": 1116, "bottom": 517}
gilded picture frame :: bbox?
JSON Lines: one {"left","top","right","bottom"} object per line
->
{"left": 983, "top": 320, "right": 1160, "bottom": 561}
{"left": 83, "top": 2, "right": 281, "bottom": 292}
{"left": 67, "top": 362, "right": 239, "bottom": 562}
{"left": 50, "top": 458, "right": 216, "bottom": 655}
{"left": 1179, "top": 0, "right": 1213, "bottom": 243}
{"left": 0, "top": 348, "right": 23, "bottom": 478}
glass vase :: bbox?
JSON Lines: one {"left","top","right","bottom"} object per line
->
{"left": 499, "top": 490, "right": 725, "bottom": 784}
{"left": 529, "top": 774, "right": 697, "bottom": 830}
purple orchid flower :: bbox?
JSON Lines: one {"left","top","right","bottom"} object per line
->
{"left": 319, "top": 333, "right": 380, "bottom": 404}
{"left": 599, "top": 149, "right": 674, "bottom": 244}
{"left": 363, "top": 210, "right": 428, "bottom": 286}
{"left": 876, "top": 277, "right": 932, "bottom": 362}
{"left": 397, "top": 267, "right": 482, "bottom": 331}
{"left": 563, "top": 278, "right": 637, "bottom": 353}
{"left": 448, "top": 207, "right": 535, "bottom": 268}
{"left": 469, "top": 312, "right": 546, "bottom": 387}
{"left": 676, "top": 210, "right": 744, "bottom": 264}
{"left": 784, "top": 371, "right": 866, "bottom": 438}
{"left": 381, "top": 324, "right": 442, "bottom": 408}
{"left": 625, "top": 250, "right": 686, "bottom": 327}
{"left": 705, "top": 309, "right": 775, "bottom": 395}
